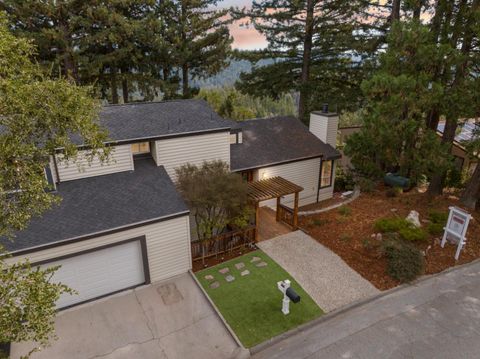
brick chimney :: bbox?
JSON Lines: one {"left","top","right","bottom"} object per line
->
{"left": 309, "top": 104, "right": 339, "bottom": 147}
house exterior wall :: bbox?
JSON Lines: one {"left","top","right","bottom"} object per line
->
{"left": 255, "top": 158, "right": 323, "bottom": 208}
{"left": 153, "top": 131, "right": 230, "bottom": 181}
{"left": 6, "top": 215, "right": 192, "bottom": 283}
{"left": 55, "top": 145, "right": 134, "bottom": 182}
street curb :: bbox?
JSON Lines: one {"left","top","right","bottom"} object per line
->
{"left": 250, "top": 257, "right": 480, "bottom": 355}
{"left": 188, "top": 270, "right": 250, "bottom": 358}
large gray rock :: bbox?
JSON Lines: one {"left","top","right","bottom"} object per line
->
{"left": 219, "top": 267, "right": 229, "bottom": 275}
{"left": 406, "top": 210, "right": 421, "bottom": 227}
{"left": 225, "top": 275, "right": 235, "bottom": 283}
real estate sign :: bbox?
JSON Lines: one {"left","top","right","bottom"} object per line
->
{"left": 441, "top": 206, "right": 472, "bottom": 260}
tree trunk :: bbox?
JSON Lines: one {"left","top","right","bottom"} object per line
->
{"left": 391, "top": 0, "right": 401, "bottom": 21}
{"left": 121, "top": 68, "right": 129, "bottom": 103}
{"left": 298, "top": 0, "right": 314, "bottom": 124}
{"left": 182, "top": 64, "right": 189, "bottom": 98}
{"left": 461, "top": 164, "right": 480, "bottom": 209}
{"left": 426, "top": 108, "right": 440, "bottom": 130}
{"left": 111, "top": 66, "right": 119, "bottom": 104}
{"left": 427, "top": 118, "right": 457, "bottom": 196}
{"left": 413, "top": 0, "right": 422, "bottom": 19}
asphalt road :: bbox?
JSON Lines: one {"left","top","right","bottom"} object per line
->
{"left": 253, "top": 260, "right": 480, "bottom": 359}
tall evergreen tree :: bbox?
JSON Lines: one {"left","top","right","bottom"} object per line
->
{"left": 161, "top": 0, "right": 232, "bottom": 98}
{"left": 234, "top": 0, "right": 376, "bottom": 123}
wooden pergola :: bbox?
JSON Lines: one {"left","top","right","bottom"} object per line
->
{"left": 247, "top": 176, "right": 304, "bottom": 241}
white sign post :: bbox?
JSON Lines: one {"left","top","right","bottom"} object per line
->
{"left": 277, "top": 279, "right": 291, "bottom": 315}
{"left": 441, "top": 206, "right": 472, "bottom": 260}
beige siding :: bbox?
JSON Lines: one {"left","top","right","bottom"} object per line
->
{"left": 56, "top": 145, "right": 134, "bottom": 182}
{"left": 257, "top": 158, "right": 321, "bottom": 208}
{"left": 154, "top": 132, "right": 230, "bottom": 181}
{"left": 7, "top": 215, "right": 192, "bottom": 283}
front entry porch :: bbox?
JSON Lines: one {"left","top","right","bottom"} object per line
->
{"left": 247, "top": 176, "right": 304, "bottom": 242}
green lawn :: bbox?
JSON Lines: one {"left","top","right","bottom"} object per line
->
{"left": 196, "top": 250, "right": 324, "bottom": 348}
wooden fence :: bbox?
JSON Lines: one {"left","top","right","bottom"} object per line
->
{"left": 191, "top": 225, "right": 257, "bottom": 262}
{"left": 277, "top": 204, "right": 294, "bottom": 227}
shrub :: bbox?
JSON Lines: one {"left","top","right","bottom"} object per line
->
{"left": 357, "top": 177, "right": 376, "bottom": 193}
{"left": 383, "top": 240, "right": 424, "bottom": 283}
{"left": 374, "top": 218, "right": 410, "bottom": 233}
{"left": 338, "top": 205, "right": 352, "bottom": 216}
{"left": 398, "top": 227, "right": 428, "bottom": 242}
{"left": 427, "top": 222, "right": 444, "bottom": 235}
{"left": 374, "top": 217, "right": 427, "bottom": 241}
{"left": 334, "top": 167, "right": 355, "bottom": 192}
{"left": 386, "top": 186, "right": 403, "bottom": 198}
{"left": 428, "top": 210, "right": 448, "bottom": 224}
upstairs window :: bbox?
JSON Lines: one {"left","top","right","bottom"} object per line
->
{"left": 131, "top": 142, "right": 150, "bottom": 155}
{"left": 320, "top": 160, "right": 333, "bottom": 188}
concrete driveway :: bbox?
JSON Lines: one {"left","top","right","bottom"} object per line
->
{"left": 258, "top": 231, "right": 379, "bottom": 312}
{"left": 11, "top": 274, "right": 242, "bottom": 359}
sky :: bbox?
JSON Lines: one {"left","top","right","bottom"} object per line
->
{"left": 218, "top": 0, "right": 268, "bottom": 50}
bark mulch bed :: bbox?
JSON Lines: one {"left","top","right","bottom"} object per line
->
{"left": 192, "top": 246, "right": 258, "bottom": 272}
{"left": 300, "top": 185, "right": 480, "bottom": 291}
{"left": 299, "top": 192, "right": 346, "bottom": 212}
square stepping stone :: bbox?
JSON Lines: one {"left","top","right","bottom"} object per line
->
{"left": 256, "top": 261, "right": 268, "bottom": 268}
{"left": 225, "top": 275, "right": 235, "bottom": 282}
{"left": 219, "top": 267, "right": 229, "bottom": 274}
{"left": 210, "top": 281, "right": 220, "bottom": 289}
{"left": 204, "top": 274, "right": 214, "bottom": 281}
{"left": 235, "top": 262, "right": 245, "bottom": 270}
{"left": 240, "top": 270, "right": 250, "bottom": 276}
{"left": 250, "top": 256, "right": 261, "bottom": 263}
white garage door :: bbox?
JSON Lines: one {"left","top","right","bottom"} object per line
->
{"left": 41, "top": 240, "right": 146, "bottom": 309}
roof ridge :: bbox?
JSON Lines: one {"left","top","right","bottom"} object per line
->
{"left": 102, "top": 98, "right": 202, "bottom": 108}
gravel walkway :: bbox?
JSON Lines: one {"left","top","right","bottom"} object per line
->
{"left": 257, "top": 231, "right": 379, "bottom": 312}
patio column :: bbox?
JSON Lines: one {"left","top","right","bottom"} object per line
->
{"left": 293, "top": 191, "right": 299, "bottom": 230}
{"left": 255, "top": 201, "right": 259, "bottom": 242}
{"left": 276, "top": 197, "right": 281, "bottom": 222}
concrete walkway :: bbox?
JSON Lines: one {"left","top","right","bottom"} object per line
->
{"left": 253, "top": 260, "right": 480, "bottom": 359}
{"left": 11, "top": 274, "right": 241, "bottom": 359}
{"left": 257, "top": 231, "right": 379, "bottom": 312}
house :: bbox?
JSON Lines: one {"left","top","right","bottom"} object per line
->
{"left": 1, "top": 99, "right": 340, "bottom": 309}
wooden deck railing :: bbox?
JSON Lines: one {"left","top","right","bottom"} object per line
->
{"left": 277, "top": 204, "right": 294, "bottom": 227}
{"left": 191, "top": 225, "right": 256, "bottom": 262}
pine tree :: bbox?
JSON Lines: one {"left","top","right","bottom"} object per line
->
{"left": 162, "top": 0, "right": 232, "bottom": 98}
{"left": 234, "top": 0, "right": 376, "bottom": 123}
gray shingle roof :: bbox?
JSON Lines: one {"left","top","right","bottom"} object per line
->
{"left": 1, "top": 159, "right": 188, "bottom": 253}
{"left": 230, "top": 116, "right": 341, "bottom": 172}
{"left": 96, "top": 99, "right": 233, "bottom": 144}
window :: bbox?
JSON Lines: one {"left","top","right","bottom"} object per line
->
{"left": 131, "top": 142, "right": 150, "bottom": 155}
{"left": 320, "top": 160, "right": 333, "bottom": 188}
{"left": 241, "top": 170, "right": 254, "bottom": 183}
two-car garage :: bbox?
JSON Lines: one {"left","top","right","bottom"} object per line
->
{"left": 38, "top": 238, "right": 149, "bottom": 309}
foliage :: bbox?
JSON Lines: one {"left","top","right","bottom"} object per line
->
{"left": 337, "top": 206, "right": 352, "bottom": 216}
{"left": 374, "top": 217, "right": 427, "bottom": 242}
{"left": 0, "top": 259, "right": 75, "bottom": 357}
{"left": 344, "top": 21, "right": 454, "bottom": 183}
{"left": 386, "top": 186, "right": 403, "bottom": 198}
{"left": 233, "top": 0, "right": 375, "bottom": 122}
{"left": 427, "top": 210, "right": 448, "bottom": 235}
{"left": 339, "top": 110, "right": 365, "bottom": 128}
{"left": 334, "top": 167, "right": 355, "bottom": 192}
{"left": 313, "top": 218, "right": 329, "bottom": 227}
{"left": 196, "top": 87, "right": 296, "bottom": 120}
{"left": 382, "top": 240, "right": 425, "bottom": 283}
{"left": 356, "top": 177, "right": 376, "bottom": 193}
{"left": 1, "top": 0, "right": 232, "bottom": 102}
{"left": 445, "top": 167, "right": 464, "bottom": 189}
{"left": 0, "top": 14, "right": 108, "bottom": 238}
{"left": 175, "top": 161, "right": 251, "bottom": 243}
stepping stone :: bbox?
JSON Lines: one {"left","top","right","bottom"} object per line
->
{"left": 210, "top": 281, "right": 220, "bottom": 289}
{"left": 250, "top": 256, "right": 261, "bottom": 263}
{"left": 256, "top": 261, "right": 268, "bottom": 268}
{"left": 204, "top": 274, "right": 214, "bottom": 281}
{"left": 235, "top": 262, "right": 245, "bottom": 270}
{"left": 240, "top": 270, "right": 250, "bottom": 276}
{"left": 219, "top": 267, "right": 229, "bottom": 274}
{"left": 225, "top": 275, "right": 235, "bottom": 283}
